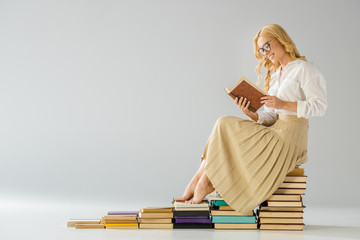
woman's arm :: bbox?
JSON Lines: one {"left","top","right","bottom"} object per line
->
{"left": 260, "top": 96, "right": 297, "bottom": 113}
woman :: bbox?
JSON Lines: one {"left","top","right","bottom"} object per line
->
{"left": 175, "top": 24, "right": 327, "bottom": 214}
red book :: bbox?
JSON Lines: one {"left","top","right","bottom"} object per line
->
{"left": 225, "top": 76, "right": 266, "bottom": 112}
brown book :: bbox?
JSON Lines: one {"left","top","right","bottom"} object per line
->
{"left": 287, "top": 168, "right": 304, "bottom": 176}
{"left": 75, "top": 224, "right": 105, "bottom": 229}
{"left": 259, "top": 206, "right": 305, "bottom": 212}
{"left": 218, "top": 206, "right": 234, "bottom": 211}
{"left": 139, "top": 218, "right": 172, "bottom": 224}
{"left": 260, "top": 217, "right": 303, "bottom": 224}
{"left": 67, "top": 219, "right": 101, "bottom": 227}
{"left": 279, "top": 182, "right": 306, "bottom": 189}
{"left": 274, "top": 188, "right": 305, "bottom": 195}
{"left": 138, "top": 212, "right": 173, "bottom": 219}
{"left": 225, "top": 76, "right": 266, "bottom": 112}
{"left": 266, "top": 195, "right": 301, "bottom": 201}
{"left": 259, "top": 211, "right": 303, "bottom": 218}
{"left": 259, "top": 224, "right": 304, "bottom": 231}
{"left": 103, "top": 220, "right": 138, "bottom": 224}
{"left": 214, "top": 223, "right": 258, "bottom": 230}
{"left": 284, "top": 176, "right": 307, "bottom": 182}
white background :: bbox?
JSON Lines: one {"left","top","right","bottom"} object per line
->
{"left": 1, "top": 1, "right": 360, "bottom": 239}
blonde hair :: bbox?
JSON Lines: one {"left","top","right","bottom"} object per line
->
{"left": 253, "top": 24, "right": 306, "bottom": 93}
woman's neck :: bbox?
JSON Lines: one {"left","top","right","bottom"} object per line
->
{"left": 279, "top": 54, "right": 294, "bottom": 69}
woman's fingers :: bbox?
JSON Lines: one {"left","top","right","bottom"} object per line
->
{"left": 245, "top": 100, "right": 251, "bottom": 110}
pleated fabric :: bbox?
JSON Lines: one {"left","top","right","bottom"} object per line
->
{"left": 201, "top": 115, "right": 309, "bottom": 214}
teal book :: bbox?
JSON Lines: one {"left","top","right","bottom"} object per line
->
{"left": 211, "top": 216, "right": 257, "bottom": 223}
{"left": 210, "top": 200, "right": 228, "bottom": 207}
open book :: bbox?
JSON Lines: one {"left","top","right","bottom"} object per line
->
{"left": 225, "top": 76, "right": 266, "bottom": 112}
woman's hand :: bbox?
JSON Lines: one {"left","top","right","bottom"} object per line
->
{"left": 234, "top": 96, "right": 258, "bottom": 121}
{"left": 260, "top": 95, "right": 284, "bottom": 109}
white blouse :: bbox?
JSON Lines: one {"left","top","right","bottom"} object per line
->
{"left": 256, "top": 59, "right": 327, "bottom": 126}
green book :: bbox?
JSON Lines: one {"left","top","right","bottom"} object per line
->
{"left": 211, "top": 200, "right": 228, "bottom": 207}
{"left": 211, "top": 216, "right": 257, "bottom": 223}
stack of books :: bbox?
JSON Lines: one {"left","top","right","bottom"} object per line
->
{"left": 101, "top": 211, "right": 139, "bottom": 229}
{"left": 67, "top": 218, "right": 104, "bottom": 229}
{"left": 209, "top": 197, "right": 257, "bottom": 230}
{"left": 258, "top": 168, "right": 306, "bottom": 231}
{"left": 173, "top": 200, "right": 213, "bottom": 229}
{"left": 138, "top": 207, "right": 174, "bottom": 229}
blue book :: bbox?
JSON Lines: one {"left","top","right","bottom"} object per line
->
{"left": 211, "top": 216, "right": 257, "bottom": 223}
{"left": 210, "top": 200, "right": 228, "bottom": 207}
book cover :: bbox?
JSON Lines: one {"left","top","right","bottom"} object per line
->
{"left": 274, "top": 188, "right": 306, "bottom": 195}
{"left": 211, "top": 210, "right": 254, "bottom": 216}
{"left": 258, "top": 211, "right": 303, "bottom": 218}
{"left": 139, "top": 223, "right": 173, "bottom": 229}
{"left": 67, "top": 219, "right": 101, "bottom": 227}
{"left": 287, "top": 168, "right": 305, "bottom": 176}
{"left": 173, "top": 223, "right": 213, "bottom": 229}
{"left": 212, "top": 216, "right": 257, "bottom": 224}
{"left": 279, "top": 182, "right": 307, "bottom": 189}
{"left": 266, "top": 195, "right": 302, "bottom": 201}
{"left": 175, "top": 218, "right": 212, "bottom": 224}
{"left": 225, "top": 76, "right": 266, "bottom": 112}
{"left": 259, "top": 223, "right": 304, "bottom": 231}
{"left": 138, "top": 212, "right": 173, "bottom": 219}
{"left": 139, "top": 218, "right": 172, "bottom": 224}
{"left": 107, "top": 211, "right": 138, "bottom": 215}
{"left": 214, "top": 223, "right": 258, "bottom": 230}
{"left": 173, "top": 211, "right": 210, "bottom": 217}
{"left": 140, "top": 207, "right": 173, "bottom": 213}
{"left": 259, "top": 217, "right": 303, "bottom": 224}
{"left": 75, "top": 224, "right": 105, "bottom": 229}
{"left": 210, "top": 200, "right": 229, "bottom": 207}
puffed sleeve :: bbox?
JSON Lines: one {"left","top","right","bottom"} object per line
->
{"left": 256, "top": 105, "right": 279, "bottom": 126}
{"left": 297, "top": 69, "right": 327, "bottom": 118}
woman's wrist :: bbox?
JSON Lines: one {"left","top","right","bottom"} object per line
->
{"left": 248, "top": 112, "right": 258, "bottom": 122}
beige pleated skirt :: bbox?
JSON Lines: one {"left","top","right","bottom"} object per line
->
{"left": 201, "top": 115, "right": 309, "bottom": 214}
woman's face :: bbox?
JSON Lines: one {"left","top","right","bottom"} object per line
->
{"left": 257, "top": 36, "right": 286, "bottom": 64}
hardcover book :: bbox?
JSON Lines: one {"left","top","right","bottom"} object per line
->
{"left": 225, "top": 76, "right": 266, "bottom": 112}
{"left": 214, "top": 223, "right": 257, "bottom": 230}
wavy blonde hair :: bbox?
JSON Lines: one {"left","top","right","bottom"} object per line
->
{"left": 253, "top": 24, "right": 306, "bottom": 93}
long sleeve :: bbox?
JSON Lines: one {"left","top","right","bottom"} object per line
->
{"left": 297, "top": 72, "right": 327, "bottom": 118}
{"left": 256, "top": 105, "right": 279, "bottom": 126}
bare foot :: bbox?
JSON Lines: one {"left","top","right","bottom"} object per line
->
{"left": 174, "top": 176, "right": 200, "bottom": 201}
{"left": 186, "top": 172, "right": 214, "bottom": 204}
{"left": 175, "top": 160, "right": 207, "bottom": 201}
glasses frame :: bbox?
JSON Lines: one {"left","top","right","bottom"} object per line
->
{"left": 258, "top": 39, "right": 275, "bottom": 56}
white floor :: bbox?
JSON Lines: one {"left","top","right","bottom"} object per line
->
{"left": 1, "top": 197, "right": 360, "bottom": 240}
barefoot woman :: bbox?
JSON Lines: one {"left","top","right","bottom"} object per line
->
{"left": 175, "top": 24, "right": 327, "bottom": 214}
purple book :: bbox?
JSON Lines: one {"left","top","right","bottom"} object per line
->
{"left": 175, "top": 218, "right": 212, "bottom": 224}
{"left": 107, "top": 211, "right": 138, "bottom": 215}
{"left": 174, "top": 216, "right": 209, "bottom": 219}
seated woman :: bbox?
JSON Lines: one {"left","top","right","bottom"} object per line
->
{"left": 175, "top": 24, "right": 327, "bottom": 214}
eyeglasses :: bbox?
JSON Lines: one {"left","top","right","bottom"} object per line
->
{"left": 258, "top": 39, "right": 275, "bottom": 56}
